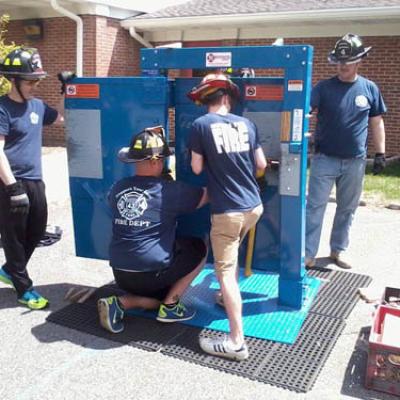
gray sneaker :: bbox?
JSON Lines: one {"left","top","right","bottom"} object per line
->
{"left": 305, "top": 257, "right": 316, "bottom": 268}
{"left": 330, "top": 251, "right": 352, "bottom": 269}
{"left": 199, "top": 335, "right": 249, "bottom": 361}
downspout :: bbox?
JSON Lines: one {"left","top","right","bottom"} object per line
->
{"left": 129, "top": 27, "right": 153, "bottom": 48}
{"left": 50, "top": 0, "right": 83, "bottom": 76}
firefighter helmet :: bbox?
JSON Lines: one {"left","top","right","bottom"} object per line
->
{"left": 187, "top": 73, "right": 240, "bottom": 105}
{"left": 328, "top": 33, "right": 371, "bottom": 65}
{"left": 118, "top": 126, "right": 174, "bottom": 163}
{"left": 0, "top": 47, "right": 47, "bottom": 80}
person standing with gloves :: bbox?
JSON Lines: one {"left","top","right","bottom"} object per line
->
{"left": 0, "top": 47, "right": 63, "bottom": 309}
{"left": 306, "top": 34, "right": 386, "bottom": 270}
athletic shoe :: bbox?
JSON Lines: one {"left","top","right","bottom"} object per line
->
{"left": 18, "top": 289, "right": 49, "bottom": 310}
{"left": 97, "top": 296, "right": 124, "bottom": 334}
{"left": 305, "top": 257, "right": 316, "bottom": 268}
{"left": 199, "top": 335, "right": 249, "bottom": 361}
{"left": 0, "top": 267, "right": 13, "bottom": 287}
{"left": 156, "top": 300, "right": 195, "bottom": 322}
{"left": 330, "top": 251, "right": 352, "bottom": 269}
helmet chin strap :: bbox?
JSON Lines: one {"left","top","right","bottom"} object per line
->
{"left": 14, "top": 77, "right": 27, "bottom": 102}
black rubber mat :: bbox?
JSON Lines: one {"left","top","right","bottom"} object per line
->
{"left": 47, "top": 268, "right": 369, "bottom": 392}
{"left": 47, "top": 286, "right": 187, "bottom": 351}
{"left": 161, "top": 314, "right": 345, "bottom": 392}
{"left": 308, "top": 268, "right": 372, "bottom": 319}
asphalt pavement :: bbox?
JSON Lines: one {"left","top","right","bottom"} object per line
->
{"left": 0, "top": 148, "right": 399, "bottom": 400}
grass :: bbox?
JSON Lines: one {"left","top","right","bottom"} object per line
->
{"left": 363, "top": 160, "right": 400, "bottom": 205}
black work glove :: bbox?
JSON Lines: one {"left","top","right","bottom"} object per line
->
{"left": 161, "top": 167, "right": 174, "bottom": 181}
{"left": 57, "top": 71, "right": 77, "bottom": 94}
{"left": 5, "top": 181, "right": 30, "bottom": 215}
{"left": 372, "top": 153, "right": 386, "bottom": 175}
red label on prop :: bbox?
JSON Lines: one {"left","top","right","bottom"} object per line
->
{"left": 244, "top": 85, "right": 283, "bottom": 101}
{"left": 65, "top": 84, "right": 100, "bottom": 98}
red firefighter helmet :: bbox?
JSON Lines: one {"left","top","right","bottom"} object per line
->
{"left": 187, "top": 73, "right": 240, "bottom": 105}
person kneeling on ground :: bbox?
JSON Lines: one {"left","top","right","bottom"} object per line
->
{"left": 98, "top": 126, "right": 208, "bottom": 334}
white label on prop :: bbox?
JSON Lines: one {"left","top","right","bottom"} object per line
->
{"left": 292, "top": 109, "right": 303, "bottom": 142}
{"left": 245, "top": 86, "right": 257, "bottom": 97}
{"left": 288, "top": 80, "right": 303, "bottom": 91}
{"left": 66, "top": 84, "right": 77, "bottom": 95}
{"left": 205, "top": 52, "right": 232, "bottom": 67}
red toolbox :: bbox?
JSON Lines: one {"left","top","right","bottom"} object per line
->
{"left": 365, "top": 305, "right": 400, "bottom": 396}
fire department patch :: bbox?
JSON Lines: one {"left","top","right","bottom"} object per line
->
{"left": 117, "top": 190, "right": 148, "bottom": 221}
{"left": 355, "top": 95, "right": 368, "bottom": 108}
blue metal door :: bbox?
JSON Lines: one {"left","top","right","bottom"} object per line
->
{"left": 65, "top": 77, "right": 169, "bottom": 260}
{"left": 173, "top": 77, "right": 284, "bottom": 271}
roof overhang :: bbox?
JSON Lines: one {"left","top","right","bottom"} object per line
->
{"left": 0, "top": 0, "right": 141, "bottom": 20}
{"left": 121, "top": 6, "right": 400, "bottom": 41}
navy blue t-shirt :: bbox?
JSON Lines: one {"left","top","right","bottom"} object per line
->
{"left": 109, "top": 176, "right": 203, "bottom": 272}
{"left": 0, "top": 96, "right": 58, "bottom": 180}
{"left": 311, "top": 76, "right": 386, "bottom": 158}
{"left": 188, "top": 112, "right": 261, "bottom": 214}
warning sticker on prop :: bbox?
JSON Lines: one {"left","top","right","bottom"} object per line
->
{"left": 65, "top": 84, "right": 100, "bottom": 99}
{"left": 205, "top": 52, "right": 232, "bottom": 67}
{"left": 292, "top": 109, "right": 303, "bottom": 142}
{"left": 245, "top": 85, "right": 283, "bottom": 101}
{"left": 288, "top": 80, "right": 303, "bottom": 92}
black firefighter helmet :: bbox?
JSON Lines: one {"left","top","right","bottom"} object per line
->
{"left": 328, "top": 33, "right": 371, "bottom": 65}
{"left": 118, "top": 126, "right": 174, "bottom": 163}
{"left": 0, "top": 47, "right": 47, "bottom": 80}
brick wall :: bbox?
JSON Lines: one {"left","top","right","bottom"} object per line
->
{"left": 4, "top": 19, "right": 398, "bottom": 155}
{"left": 185, "top": 36, "right": 400, "bottom": 156}
{"left": 275, "top": 36, "right": 400, "bottom": 156}
{"left": 6, "top": 16, "right": 140, "bottom": 146}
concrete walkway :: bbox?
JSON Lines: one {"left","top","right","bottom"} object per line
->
{"left": 0, "top": 148, "right": 399, "bottom": 400}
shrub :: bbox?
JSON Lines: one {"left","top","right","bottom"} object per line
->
{"left": 0, "top": 14, "right": 18, "bottom": 96}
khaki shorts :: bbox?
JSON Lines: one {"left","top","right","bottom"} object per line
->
{"left": 210, "top": 204, "right": 263, "bottom": 276}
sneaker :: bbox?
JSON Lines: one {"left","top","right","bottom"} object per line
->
{"left": 97, "top": 296, "right": 124, "bottom": 334}
{"left": 156, "top": 300, "right": 195, "bottom": 323}
{"left": 18, "top": 289, "right": 49, "bottom": 310}
{"left": 199, "top": 335, "right": 249, "bottom": 361}
{"left": 330, "top": 251, "right": 352, "bottom": 269}
{"left": 215, "top": 291, "right": 225, "bottom": 308}
{"left": 0, "top": 267, "right": 14, "bottom": 287}
{"left": 305, "top": 257, "right": 316, "bottom": 268}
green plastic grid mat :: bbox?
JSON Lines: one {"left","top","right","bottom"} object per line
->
{"left": 47, "top": 268, "right": 371, "bottom": 392}
{"left": 125, "top": 267, "right": 321, "bottom": 344}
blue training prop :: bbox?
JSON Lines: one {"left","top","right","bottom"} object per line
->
{"left": 127, "top": 265, "right": 320, "bottom": 344}
{"left": 66, "top": 45, "right": 314, "bottom": 310}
